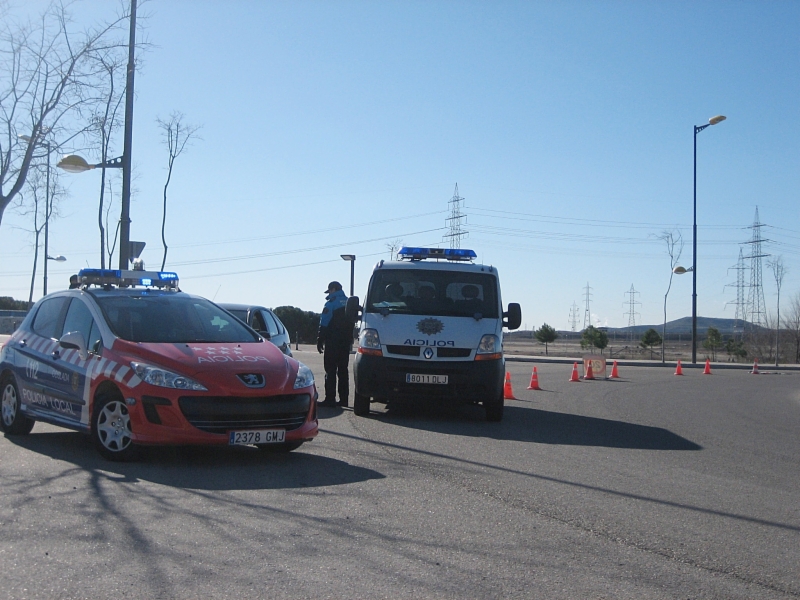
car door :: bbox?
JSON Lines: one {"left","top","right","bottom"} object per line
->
{"left": 13, "top": 295, "right": 71, "bottom": 422}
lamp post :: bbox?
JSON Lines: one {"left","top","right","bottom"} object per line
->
{"left": 341, "top": 254, "right": 356, "bottom": 296}
{"left": 692, "top": 115, "right": 726, "bottom": 364}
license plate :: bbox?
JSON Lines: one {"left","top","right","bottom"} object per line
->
{"left": 406, "top": 373, "right": 448, "bottom": 384}
{"left": 228, "top": 429, "right": 286, "bottom": 445}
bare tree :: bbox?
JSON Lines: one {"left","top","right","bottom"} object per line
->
{"left": 656, "top": 230, "right": 683, "bottom": 363}
{"left": 768, "top": 256, "right": 786, "bottom": 366}
{"left": 156, "top": 111, "right": 200, "bottom": 270}
{"left": 0, "top": 3, "right": 129, "bottom": 229}
{"left": 387, "top": 238, "right": 403, "bottom": 261}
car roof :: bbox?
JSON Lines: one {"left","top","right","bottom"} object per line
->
{"left": 217, "top": 303, "right": 269, "bottom": 312}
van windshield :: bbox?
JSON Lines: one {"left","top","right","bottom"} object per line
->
{"left": 366, "top": 270, "right": 499, "bottom": 318}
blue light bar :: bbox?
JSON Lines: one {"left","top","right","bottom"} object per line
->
{"left": 398, "top": 247, "right": 477, "bottom": 261}
{"left": 78, "top": 268, "right": 180, "bottom": 290}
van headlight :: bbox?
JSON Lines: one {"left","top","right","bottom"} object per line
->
{"left": 131, "top": 362, "right": 208, "bottom": 390}
{"left": 293, "top": 362, "right": 315, "bottom": 389}
{"left": 358, "top": 329, "right": 383, "bottom": 356}
{"left": 475, "top": 334, "right": 502, "bottom": 360}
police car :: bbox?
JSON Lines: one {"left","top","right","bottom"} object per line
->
{"left": 347, "top": 247, "right": 521, "bottom": 421}
{"left": 0, "top": 269, "right": 318, "bottom": 461}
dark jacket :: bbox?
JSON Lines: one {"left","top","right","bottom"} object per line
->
{"left": 318, "top": 289, "right": 351, "bottom": 344}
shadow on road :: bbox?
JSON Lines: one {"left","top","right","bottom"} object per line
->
{"left": 376, "top": 404, "right": 701, "bottom": 450}
{"left": 7, "top": 431, "right": 385, "bottom": 490}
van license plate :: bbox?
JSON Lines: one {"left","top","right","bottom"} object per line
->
{"left": 406, "top": 374, "right": 448, "bottom": 384}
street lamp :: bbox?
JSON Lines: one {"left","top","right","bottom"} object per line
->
{"left": 341, "top": 254, "right": 356, "bottom": 296}
{"left": 692, "top": 115, "right": 726, "bottom": 364}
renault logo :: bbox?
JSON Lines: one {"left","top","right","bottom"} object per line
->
{"left": 237, "top": 373, "right": 265, "bottom": 388}
{"left": 423, "top": 348, "right": 434, "bottom": 360}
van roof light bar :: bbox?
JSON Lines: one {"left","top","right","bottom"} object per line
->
{"left": 398, "top": 247, "right": 477, "bottom": 262}
{"left": 78, "top": 268, "right": 180, "bottom": 290}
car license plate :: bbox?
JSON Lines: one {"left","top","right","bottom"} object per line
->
{"left": 406, "top": 373, "right": 448, "bottom": 384}
{"left": 228, "top": 429, "right": 286, "bottom": 445}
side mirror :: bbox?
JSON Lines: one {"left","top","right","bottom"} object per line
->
{"left": 503, "top": 303, "right": 522, "bottom": 330}
{"left": 60, "top": 331, "right": 89, "bottom": 361}
{"left": 345, "top": 296, "right": 361, "bottom": 323}
{"left": 257, "top": 329, "right": 271, "bottom": 340}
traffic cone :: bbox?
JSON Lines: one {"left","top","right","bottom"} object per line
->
{"left": 703, "top": 359, "right": 712, "bottom": 375}
{"left": 527, "top": 367, "right": 541, "bottom": 390}
{"left": 610, "top": 361, "right": 620, "bottom": 379}
{"left": 503, "top": 372, "right": 518, "bottom": 400}
{"left": 674, "top": 360, "right": 683, "bottom": 376}
{"left": 583, "top": 360, "right": 595, "bottom": 380}
{"left": 569, "top": 362, "right": 580, "bottom": 382}
{"left": 751, "top": 359, "right": 759, "bottom": 375}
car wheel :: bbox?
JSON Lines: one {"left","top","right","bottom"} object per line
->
{"left": 92, "top": 392, "right": 139, "bottom": 461}
{"left": 485, "top": 391, "right": 504, "bottom": 422}
{"left": 1, "top": 375, "right": 35, "bottom": 435}
{"left": 353, "top": 392, "right": 370, "bottom": 416}
{"left": 257, "top": 440, "right": 304, "bottom": 453}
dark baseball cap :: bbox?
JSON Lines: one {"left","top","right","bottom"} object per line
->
{"left": 325, "top": 281, "right": 342, "bottom": 293}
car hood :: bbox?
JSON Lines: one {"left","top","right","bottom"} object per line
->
{"left": 111, "top": 339, "right": 296, "bottom": 391}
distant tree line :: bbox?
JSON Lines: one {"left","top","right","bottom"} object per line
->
{"left": 273, "top": 306, "right": 321, "bottom": 344}
{"left": 0, "top": 297, "right": 31, "bottom": 311}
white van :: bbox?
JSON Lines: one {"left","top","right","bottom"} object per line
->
{"left": 346, "top": 247, "right": 521, "bottom": 421}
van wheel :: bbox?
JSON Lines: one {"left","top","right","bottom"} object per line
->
{"left": 1, "top": 375, "right": 35, "bottom": 435}
{"left": 485, "top": 392, "right": 504, "bottom": 422}
{"left": 353, "top": 392, "right": 370, "bottom": 416}
{"left": 92, "top": 392, "right": 139, "bottom": 461}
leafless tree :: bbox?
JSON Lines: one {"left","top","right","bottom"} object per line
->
{"left": 156, "top": 111, "right": 200, "bottom": 270}
{"left": 0, "top": 2, "right": 129, "bottom": 229}
{"left": 768, "top": 256, "right": 787, "bottom": 366}
{"left": 656, "top": 230, "right": 683, "bottom": 363}
{"left": 386, "top": 238, "right": 403, "bottom": 261}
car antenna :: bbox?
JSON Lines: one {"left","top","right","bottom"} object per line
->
{"left": 212, "top": 284, "right": 222, "bottom": 301}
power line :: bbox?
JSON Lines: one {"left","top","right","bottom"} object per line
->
{"left": 583, "top": 282, "right": 593, "bottom": 330}
{"left": 443, "top": 183, "right": 468, "bottom": 248}
{"left": 743, "top": 207, "right": 770, "bottom": 327}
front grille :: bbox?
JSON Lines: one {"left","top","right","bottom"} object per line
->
{"left": 386, "top": 345, "right": 420, "bottom": 356}
{"left": 437, "top": 347, "right": 472, "bottom": 358}
{"left": 178, "top": 394, "right": 311, "bottom": 434}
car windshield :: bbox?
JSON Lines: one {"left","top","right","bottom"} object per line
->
{"left": 93, "top": 293, "right": 261, "bottom": 343}
{"left": 365, "top": 269, "right": 499, "bottom": 318}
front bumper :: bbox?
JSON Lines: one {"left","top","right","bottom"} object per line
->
{"left": 353, "top": 353, "right": 504, "bottom": 404}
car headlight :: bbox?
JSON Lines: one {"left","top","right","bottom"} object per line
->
{"left": 293, "top": 362, "right": 315, "bottom": 389}
{"left": 475, "top": 334, "right": 502, "bottom": 361}
{"left": 131, "top": 362, "right": 208, "bottom": 391}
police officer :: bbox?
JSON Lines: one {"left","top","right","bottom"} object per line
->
{"left": 317, "top": 281, "right": 352, "bottom": 407}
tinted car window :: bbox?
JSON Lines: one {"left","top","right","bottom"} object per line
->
{"left": 251, "top": 310, "right": 267, "bottom": 332}
{"left": 62, "top": 299, "right": 96, "bottom": 342}
{"left": 93, "top": 293, "right": 261, "bottom": 343}
{"left": 269, "top": 310, "right": 286, "bottom": 334}
{"left": 262, "top": 310, "right": 280, "bottom": 337}
{"left": 32, "top": 297, "right": 70, "bottom": 339}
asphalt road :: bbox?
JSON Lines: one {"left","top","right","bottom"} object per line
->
{"left": 1, "top": 348, "right": 798, "bottom": 599}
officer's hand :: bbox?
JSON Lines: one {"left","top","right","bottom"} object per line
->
{"left": 317, "top": 340, "right": 324, "bottom": 354}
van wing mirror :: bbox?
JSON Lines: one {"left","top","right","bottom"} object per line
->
{"left": 503, "top": 303, "right": 522, "bottom": 330}
{"left": 60, "top": 330, "right": 89, "bottom": 360}
{"left": 345, "top": 296, "right": 362, "bottom": 323}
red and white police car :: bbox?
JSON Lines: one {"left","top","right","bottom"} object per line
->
{"left": 0, "top": 269, "right": 318, "bottom": 461}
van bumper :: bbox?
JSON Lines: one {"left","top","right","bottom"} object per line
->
{"left": 353, "top": 353, "right": 504, "bottom": 403}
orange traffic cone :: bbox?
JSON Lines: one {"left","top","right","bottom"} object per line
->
{"left": 674, "top": 360, "right": 683, "bottom": 376}
{"left": 527, "top": 367, "right": 541, "bottom": 390}
{"left": 751, "top": 359, "right": 760, "bottom": 375}
{"left": 569, "top": 362, "right": 580, "bottom": 382}
{"left": 610, "top": 360, "right": 620, "bottom": 379}
{"left": 503, "top": 372, "right": 518, "bottom": 400}
{"left": 703, "top": 359, "right": 712, "bottom": 375}
{"left": 583, "top": 360, "right": 595, "bottom": 380}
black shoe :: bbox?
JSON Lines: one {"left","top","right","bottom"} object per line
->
{"left": 338, "top": 399, "right": 349, "bottom": 408}
{"left": 319, "top": 399, "right": 336, "bottom": 407}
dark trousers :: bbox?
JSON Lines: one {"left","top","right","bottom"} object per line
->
{"left": 323, "top": 341, "right": 350, "bottom": 402}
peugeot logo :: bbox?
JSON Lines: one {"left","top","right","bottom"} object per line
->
{"left": 423, "top": 348, "right": 434, "bottom": 360}
{"left": 237, "top": 373, "right": 265, "bottom": 388}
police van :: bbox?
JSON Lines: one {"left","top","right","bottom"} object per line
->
{"left": 346, "top": 247, "right": 521, "bottom": 421}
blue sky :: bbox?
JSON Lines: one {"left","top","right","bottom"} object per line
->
{"left": 2, "top": 0, "right": 799, "bottom": 332}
